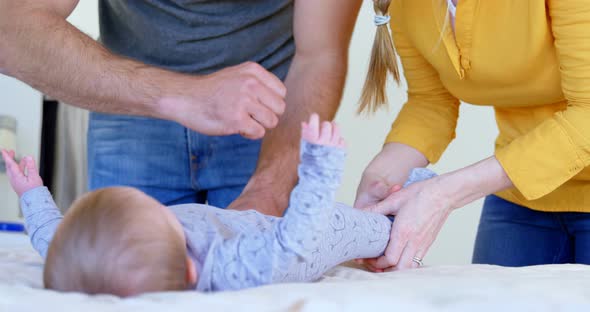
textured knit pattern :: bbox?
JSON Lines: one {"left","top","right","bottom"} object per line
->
{"left": 20, "top": 188, "right": 63, "bottom": 259}
{"left": 20, "top": 141, "right": 436, "bottom": 292}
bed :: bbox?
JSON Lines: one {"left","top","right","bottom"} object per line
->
{"left": 1, "top": 232, "right": 589, "bottom": 311}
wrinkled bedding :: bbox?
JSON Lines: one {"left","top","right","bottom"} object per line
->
{"left": 1, "top": 232, "right": 590, "bottom": 311}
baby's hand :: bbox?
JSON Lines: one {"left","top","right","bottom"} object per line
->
{"left": 1, "top": 149, "right": 44, "bottom": 197}
{"left": 301, "top": 113, "right": 345, "bottom": 148}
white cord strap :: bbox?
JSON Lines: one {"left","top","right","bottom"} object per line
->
{"left": 374, "top": 14, "right": 391, "bottom": 26}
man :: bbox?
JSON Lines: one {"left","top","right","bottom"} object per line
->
{"left": 0, "top": 0, "right": 361, "bottom": 216}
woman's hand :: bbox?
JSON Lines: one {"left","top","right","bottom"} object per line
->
{"left": 361, "top": 156, "right": 513, "bottom": 271}
{"left": 363, "top": 177, "right": 452, "bottom": 270}
{"left": 354, "top": 142, "right": 429, "bottom": 209}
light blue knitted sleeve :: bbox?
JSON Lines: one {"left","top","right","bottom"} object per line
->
{"left": 19, "top": 186, "right": 63, "bottom": 259}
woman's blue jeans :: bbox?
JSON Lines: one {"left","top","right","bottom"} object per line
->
{"left": 473, "top": 195, "right": 590, "bottom": 266}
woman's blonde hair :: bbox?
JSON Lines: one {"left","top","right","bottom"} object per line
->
{"left": 358, "top": 0, "right": 400, "bottom": 114}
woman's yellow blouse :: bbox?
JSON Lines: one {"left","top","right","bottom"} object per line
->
{"left": 386, "top": 0, "right": 590, "bottom": 211}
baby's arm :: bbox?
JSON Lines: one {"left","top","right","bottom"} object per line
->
{"left": 206, "top": 116, "right": 348, "bottom": 290}
{"left": 20, "top": 187, "right": 63, "bottom": 258}
{"left": 1, "top": 150, "right": 63, "bottom": 258}
{"left": 271, "top": 140, "right": 347, "bottom": 272}
{"left": 270, "top": 116, "right": 347, "bottom": 263}
{"left": 206, "top": 116, "right": 435, "bottom": 290}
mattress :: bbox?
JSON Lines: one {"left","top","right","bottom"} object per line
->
{"left": 1, "top": 232, "right": 590, "bottom": 311}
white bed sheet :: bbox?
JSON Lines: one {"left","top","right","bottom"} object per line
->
{"left": 1, "top": 232, "right": 590, "bottom": 312}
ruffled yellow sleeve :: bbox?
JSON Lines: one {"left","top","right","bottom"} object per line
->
{"left": 495, "top": 0, "right": 590, "bottom": 200}
{"left": 385, "top": 6, "right": 460, "bottom": 164}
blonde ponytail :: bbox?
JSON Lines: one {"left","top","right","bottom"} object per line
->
{"left": 358, "top": 0, "right": 400, "bottom": 114}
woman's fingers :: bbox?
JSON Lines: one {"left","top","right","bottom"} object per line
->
{"left": 372, "top": 227, "right": 407, "bottom": 269}
{"left": 363, "top": 258, "right": 386, "bottom": 272}
{"left": 397, "top": 241, "right": 420, "bottom": 269}
{"left": 366, "top": 196, "right": 397, "bottom": 215}
{"left": 390, "top": 184, "right": 402, "bottom": 193}
{"left": 411, "top": 249, "right": 427, "bottom": 269}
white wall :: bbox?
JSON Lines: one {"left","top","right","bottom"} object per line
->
{"left": 0, "top": 78, "right": 42, "bottom": 222}
{"left": 67, "top": 1, "right": 99, "bottom": 38}
{"left": 11, "top": 1, "right": 498, "bottom": 265}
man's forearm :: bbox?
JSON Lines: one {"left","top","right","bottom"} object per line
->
{"left": 249, "top": 55, "right": 348, "bottom": 211}
{"left": 0, "top": 3, "right": 182, "bottom": 118}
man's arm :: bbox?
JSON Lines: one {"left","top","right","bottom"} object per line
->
{"left": 228, "top": 0, "right": 362, "bottom": 216}
{"left": 0, "top": 1, "right": 286, "bottom": 139}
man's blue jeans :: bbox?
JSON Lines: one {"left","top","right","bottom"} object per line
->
{"left": 473, "top": 195, "right": 590, "bottom": 266}
{"left": 88, "top": 112, "right": 261, "bottom": 207}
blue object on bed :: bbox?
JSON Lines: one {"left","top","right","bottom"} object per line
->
{"left": 0, "top": 222, "right": 24, "bottom": 233}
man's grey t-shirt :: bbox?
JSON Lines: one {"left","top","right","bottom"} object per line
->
{"left": 99, "top": 0, "right": 295, "bottom": 78}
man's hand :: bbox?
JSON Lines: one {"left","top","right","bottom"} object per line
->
{"left": 1, "top": 149, "right": 44, "bottom": 197}
{"left": 158, "top": 62, "right": 287, "bottom": 140}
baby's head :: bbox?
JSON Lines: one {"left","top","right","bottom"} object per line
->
{"left": 43, "top": 187, "right": 197, "bottom": 297}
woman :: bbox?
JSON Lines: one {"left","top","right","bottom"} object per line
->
{"left": 355, "top": 0, "right": 590, "bottom": 270}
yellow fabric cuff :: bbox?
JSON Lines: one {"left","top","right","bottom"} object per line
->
{"left": 495, "top": 118, "right": 586, "bottom": 200}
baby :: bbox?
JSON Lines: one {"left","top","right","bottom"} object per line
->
{"left": 1, "top": 114, "right": 435, "bottom": 296}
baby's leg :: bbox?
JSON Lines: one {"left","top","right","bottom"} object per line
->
{"left": 302, "top": 168, "right": 436, "bottom": 275}
{"left": 271, "top": 139, "right": 393, "bottom": 282}
{"left": 257, "top": 115, "right": 435, "bottom": 285}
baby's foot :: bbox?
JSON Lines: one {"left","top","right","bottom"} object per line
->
{"left": 301, "top": 113, "right": 345, "bottom": 148}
